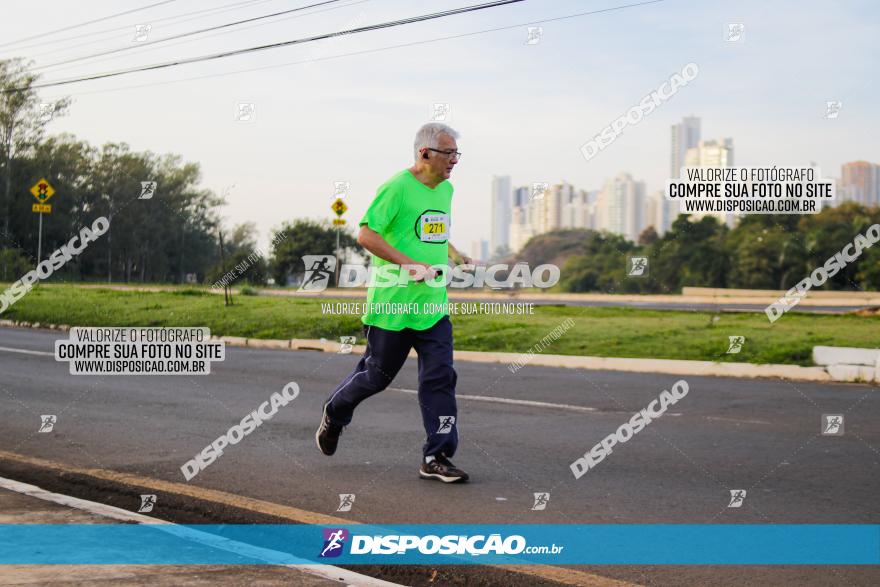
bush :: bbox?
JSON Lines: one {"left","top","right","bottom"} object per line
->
{"left": 0, "top": 248, "right": 33, "bottom": 279}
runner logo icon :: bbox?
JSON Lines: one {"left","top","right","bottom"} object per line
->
{"left": 299, "top": 255, "right": 336, "bottom": 292}
{"left": 320, "top": 528, "right": 349, "bottom": 558}
{"left": 531, "top": 492, "right": 550, "bottom": 510}
{"left": 728, "top": 489, "right": 746, "bottom": 508}
{"left": 822, "top": 414, "right": 844, "bottom": 435}
{"left": 336, "top": 494, "right": 355, "bottom": 512}
{"left": 138, "top": 494, "right": 157, "bottom": 513}
{"left": 437, "top": 416, "right": 455, "bottom": 434}
{"left": 38, "top": 415, "right": 56, "bottom": 433}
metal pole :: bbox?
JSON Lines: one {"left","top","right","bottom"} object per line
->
{"left": 334, "top": 225, "right": 340, "bottom": 288}
{"left": 37, "top": 212, "right": 43, "bottom": 263}
{"left": 219, "top": 230, "right": 231, "bottom": 306}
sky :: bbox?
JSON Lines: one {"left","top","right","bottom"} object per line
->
{"left": 2, "top": 0, "right": 878, "bottom": 252}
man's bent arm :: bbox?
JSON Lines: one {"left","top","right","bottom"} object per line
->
{"left": 447, "top": 242, "right": 469, "bottom": 265}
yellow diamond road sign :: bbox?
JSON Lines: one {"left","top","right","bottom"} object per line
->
{"left": 331, "top": 198, "right": 347, "bottom": 217}
{"left": 30, "top": 178, "right": 55, "bottom": 203}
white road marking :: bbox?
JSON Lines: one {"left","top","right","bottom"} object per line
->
{"left": 0, "top": 346, "right": 53, "bottom": 357}
{"left": 389, "top": 387, "right": 597, "bottom": 413}
{"left": 0, "top": 476, "right": 403, "bottom": 587}
{"left": 704, "top": 416, "right": 772, "bottom": 425}
{"left": 0, "top": 347, "right": 604, "bottom": 414}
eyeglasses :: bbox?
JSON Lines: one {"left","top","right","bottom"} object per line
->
{"left": 426, "top": 148, "right": 462, "bottom": 160}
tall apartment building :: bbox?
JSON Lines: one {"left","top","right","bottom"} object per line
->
{"left": 684, "top": 138, "right": 736, "bottom": 227}
{"left": 508, "top": 181, "right": 594, "bottom": 252}
{"left": 595, "top": 172, "right": 646, "bottom": 242}
{"left": 490, "top": 175, "right": 512, "bottom": 254}
{"left": 469, "top": 239, "right": 489, "bottom": 262}
{"left": 671, "top": 116, "right": 701, "bottom": 178}
{"left": 663, "top": 116, "right": 701, "bottom": 233}
{"left": 839, "top": 161, "right": 880, "bottom": 207}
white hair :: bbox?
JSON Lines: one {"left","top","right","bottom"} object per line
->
{"left": 413, "top": 122, "right": 459, "bottom": 161}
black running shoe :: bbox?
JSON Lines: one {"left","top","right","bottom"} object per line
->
{"left": 315, "top": 402, "right": 343, "bottom": 456}
{"left": 419, "top": 455, "right": 469, "bottom": 483}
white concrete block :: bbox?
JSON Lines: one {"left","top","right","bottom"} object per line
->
{"left": 813, "top": 345, "right": 880, "bottom": 367}
{"left": 826, "top": 363, "right": 878, "bottom": 382}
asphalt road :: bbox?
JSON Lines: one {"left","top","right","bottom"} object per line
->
{"left": 0, "top": 326, "right": 878, "bottom": 586}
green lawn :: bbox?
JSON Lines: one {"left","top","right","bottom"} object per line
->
{"left": 2, "top": 284, "right": 878, "bottom": 366}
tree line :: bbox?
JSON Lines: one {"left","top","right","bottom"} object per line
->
{"left": 517, "top": 205, "right": 880, "bottom": 293}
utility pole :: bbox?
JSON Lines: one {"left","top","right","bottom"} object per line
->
{"left": 218, "top": 230, "right": 232, "bottom": 306}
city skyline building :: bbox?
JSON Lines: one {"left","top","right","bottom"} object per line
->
{"left": 684, "top": 137, "right": 736, "bottom": 227}
{"left": 662, "top": 115, "right": 701, "bottom": 233}
{"left": 839, "top": 161, "right": 880, "bottom": 207}
{"left": 595, "top": 172, "right": 646, "bottom": 242}
{"left": 490, "top": 175, "right": 512, "bottom": 255}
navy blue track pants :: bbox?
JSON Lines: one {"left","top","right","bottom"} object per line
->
{"left": 324, "top": 315, "right": 459, "bottom": 458}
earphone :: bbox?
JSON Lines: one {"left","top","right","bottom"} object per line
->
{"left": 422, "top": 151, "right": 429, "bottom": 160}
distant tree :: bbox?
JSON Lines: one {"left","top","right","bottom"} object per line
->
{"left": 204, "top": 222, "right": 267, "bottom": 287}
{"left": 226, "top": 221, "right": 259, "bottom": 254}
{"left": 271, "top": 219, "right": 358, "bottom": 286}
{"left": 518, "top": 229, "right": 592, "bottom": 268}
{"left": 638, "top": 225, "right": 659, "bottom": 246}
{"left": 489, "top": 244, "right": 511, "bottom": 264}
{"left": 647, "top": 215, "right": 729, "bottom": 292}
{"left": 798, "top": 202, "right": 880, "bottom": 291}
{"left": 725, "top": 214, "right": 805, "bottom": 289}
{"left": 205, "top": 247, "right": 268, "bottom": 287}
{"left": 558, "top": 231, "right": 639, "bottom": 293}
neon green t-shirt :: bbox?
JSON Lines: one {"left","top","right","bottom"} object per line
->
{"left": 359, "top": 169, "right": 453, "bottom": 331}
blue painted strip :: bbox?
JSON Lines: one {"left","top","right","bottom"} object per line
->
{"left": 0, "top": 525, "right": 877, "bottom": 565}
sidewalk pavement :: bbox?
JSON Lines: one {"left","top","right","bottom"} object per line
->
{"left": 0, "top": 486, "right": 347, "bottom": 586}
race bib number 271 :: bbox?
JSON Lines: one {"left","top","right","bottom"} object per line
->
{"left": 418, "top": 212, "right": 449, "bottom": 243}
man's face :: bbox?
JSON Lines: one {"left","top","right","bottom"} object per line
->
{"left": 424, "top": 133, "right": 459, "bottom": 180}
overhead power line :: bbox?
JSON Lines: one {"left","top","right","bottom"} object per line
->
{"left": 5, "top": 0, "right": 276, "bottom": 57}
{"left": 6, "top": 0, "right": 526, "bottom": 92}
{"left": 38, "top": 0, "right": 664, "bottom": 101}
{"left": 34, "top": 0, "right": 370, "bottom": 77}
{"left": 0, "top": 0, "right": 180, "bottom": 48}
{"left": 32, "top": 0, "right": 347, "bottom": 71}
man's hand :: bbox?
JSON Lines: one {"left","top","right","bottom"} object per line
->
{"left": 457, "top": 255, "right": 475, "bottom": 273}
{"left": 404, "top": 262, "right": 439, "bottom": 282}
